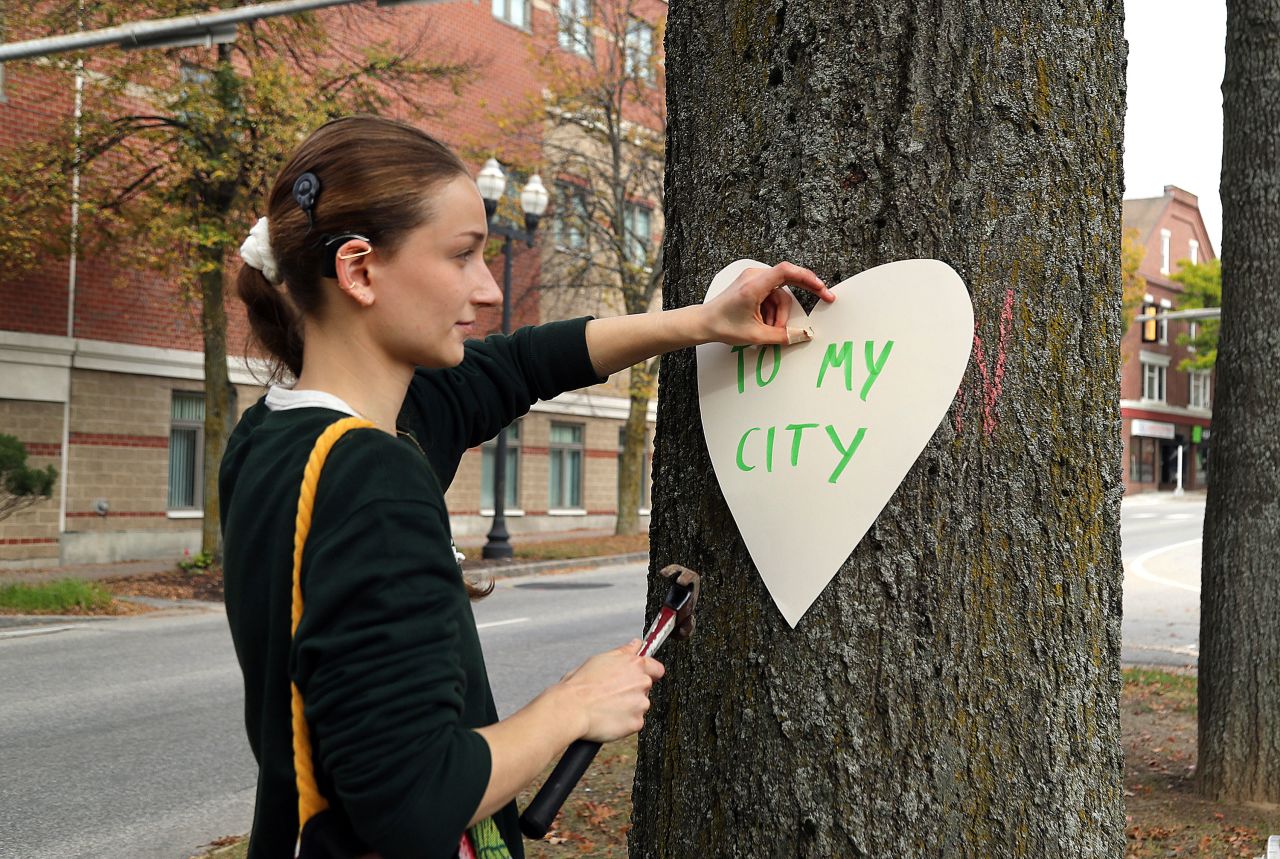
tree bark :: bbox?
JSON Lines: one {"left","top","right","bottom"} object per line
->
{"left": 200, "top": 252, "right": 232, "bottom": 560}
{"left": 633, "top": 2, "right": 1127, "bottom": 855}
{"left": 1196, "top": 0, "right": 1280, "bottom": 804}
{"left": 616, "top": 359, "right": 657, "bottom": 535}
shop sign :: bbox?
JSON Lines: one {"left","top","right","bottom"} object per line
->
{"left": 1132, "top": 419, "right": 1175, "bottom": 440}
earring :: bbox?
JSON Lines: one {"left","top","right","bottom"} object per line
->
{"left": 336, "top": 247, "right": 372, "bottom": 261}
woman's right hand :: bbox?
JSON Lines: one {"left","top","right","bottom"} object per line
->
{"left": 557, "top": 640, "right": 666, "bottom": 743}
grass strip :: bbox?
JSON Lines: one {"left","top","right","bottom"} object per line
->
{"left": 0, "top": 578, "right": 114, "bottom": 614}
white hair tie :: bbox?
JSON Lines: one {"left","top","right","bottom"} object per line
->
{"left": 239, "top": 216, "right": 281, "bottom": 284}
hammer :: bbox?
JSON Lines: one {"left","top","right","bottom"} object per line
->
{"left": 518, "top": 567, "right": 698, "bottom": 840}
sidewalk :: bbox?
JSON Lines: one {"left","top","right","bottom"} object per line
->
{"left": 0, "top": 528, "right": 640, "bottom": 587}
{"left": 1122, "top": 488, "right": 1207, "bottom": 507}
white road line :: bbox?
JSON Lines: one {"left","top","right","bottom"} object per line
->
{"left": 476, "top": 617, "right": 530, "bottom": 630}
{"left": 1127, "top": 538, "right": 1202, "bottom": 594}
{"left": 0, "top": 624, "right": 76, "bottom": 640}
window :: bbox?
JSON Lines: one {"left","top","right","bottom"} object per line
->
{"left": 1141, "top": 362, "right": 1166, "bottom": 402}
{"left": 624, "top": 203, "right": 651, "bottom": 264}
{"left": 492, "top": 0, "right": 529, "bottom": 28}
{"left": 554, "top": 182, "right": 590, "bottom": 250}
{"left": 625, "top": 19, "right": 654, "bottom": 81}
{"left": 559, "top": 0, "right": 592, "bottom": 55}
{"left": 481, "top": 420, "right": 521, "bottom": 511}
{"left": 1189, "top": 372, "right": 1211, "bottom": 410}
{"left": 168, "top": 393, "right": 204, "bottom": 510}
{"left": 1129, "top": 437, "right": 1157, "bottom": 483}
{"left": 1158, "top": 299, "right": 1170, "bottom": 344}
{"left": 618, "top": 426, "right": 651, "bottom": 511}
{"left": 549, "top": 422, "right": 584, "bottom": 509}
{"left": 1189, "top": 239, "right": 1199, "bottom": 265}
{"left": 1160, "top": 229, "right": 1171, "bottom": 275}
{"left": 1140, "top": 297, "right": 1157, "bottom": 343}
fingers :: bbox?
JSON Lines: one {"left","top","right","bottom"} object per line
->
{"left": 748, "top": 262, "right": 834, "bottom": 303}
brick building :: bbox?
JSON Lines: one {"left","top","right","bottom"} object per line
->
{"left": 1120, "top": 185, "right": 1215, "bottom": 495}
{"left": 0, "top": 1, "right": 664, "bottom": 566}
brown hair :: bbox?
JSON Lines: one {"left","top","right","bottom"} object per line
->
{"left": 237, "top": 115, "right": 470, "bottom": 380}
{"left": 238, "top": 116, "right": 493, "bottom": 599}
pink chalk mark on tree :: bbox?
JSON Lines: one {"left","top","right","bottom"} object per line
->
{"left": 954, "top": 287, "right": 1015, "bottom": 437}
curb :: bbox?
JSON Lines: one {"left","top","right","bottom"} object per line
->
{"left": 467, "top": 552, "right": 649, "bottom": 580}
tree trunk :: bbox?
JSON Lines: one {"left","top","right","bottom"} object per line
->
{"left": 200, "top": 253, "right": 232, "bottom": 560}
{"left": 616, "top": 360, "right": 657, "bottom": 535}
{"left": 633, "top": 2, "right": 1127, "bottom": 855}
{"left": 1196, "top": 0, "right": 1280, "bottom": 804}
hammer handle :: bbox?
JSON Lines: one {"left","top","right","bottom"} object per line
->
{"left": 518, "top": 738, "right": 601, "bottom": 839}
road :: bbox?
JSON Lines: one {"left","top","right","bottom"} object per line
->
{"left": 0, "top": 497, "right": 1203, "bottom": 859}
{"left": 1120, "top": 492, "right": 1205, "bottom": 667}
{"left": 0, "top": 564, "right": 648, "bottom": 859}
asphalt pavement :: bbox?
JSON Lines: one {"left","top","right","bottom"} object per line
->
{"left": 0, "top": 495, "right": 1207, "bottom": 858}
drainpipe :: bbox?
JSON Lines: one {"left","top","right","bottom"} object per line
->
{"left": 57, "top": 40, "right": 84, "bottom": 543}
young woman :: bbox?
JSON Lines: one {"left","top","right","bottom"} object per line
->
{"left": 222, "top": 115, "right": 832, "bottom": 859}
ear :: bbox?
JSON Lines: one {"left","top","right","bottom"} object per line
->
{"left": 334, "top": 238, "right": 375, "bottom": 308}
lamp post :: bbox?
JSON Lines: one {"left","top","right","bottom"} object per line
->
{"left": 477, "top": 158, "right": 549, "bottom": 559}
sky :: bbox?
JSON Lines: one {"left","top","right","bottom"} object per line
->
{"left": 1124, "top": 0, "right": 1226, "bottom": 253}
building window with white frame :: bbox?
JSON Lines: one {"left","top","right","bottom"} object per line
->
{"left": 1189, "top": 371, "right": 1211, "bottom": 410}
{"left": 558, "top": 0, "right": 592, "bottom": 55}
{"left": 1141, "top": 362, "right": 1166, "bottom": 402}
{"left": 1160, "top": 228, "right": 1171, "bottom": 275}
{"left": 1158, "top": 299, "right": 1170, "bottom": 344}
{"left": 480, "top": 420, "right": 521, "bottom": 511}
{"left": 554, "top": 182, "right": 590, "bottom": 251}
{"left": 625, "top": 18, "right": 654, "bottom": 81}
{"left": 1188, "top": 239, "right": 1199, "bottom": 265}
{"left": 549, "top": 422, "right": 585, "bottom": 510}
{"left": 492, "top": 0, "right": 530, "bottom": 29}
{"left": 624, "top": 203, "right": 651, "bottom": 265}
{"left": 168, "top": 392, "right": 205, "bottom": 510}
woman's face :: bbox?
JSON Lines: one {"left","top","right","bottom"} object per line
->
{"left": 368, "top": 175, "right": 502, "bottom": 368}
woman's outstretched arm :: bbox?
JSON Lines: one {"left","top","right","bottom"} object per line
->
{"left": 583, "top": 262, "right": 834, "bottom": 378}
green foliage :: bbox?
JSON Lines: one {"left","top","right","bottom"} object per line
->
{"left": 0, "top": 579, "right": 114, "bottom": 614}
{"left": 178, "top": 549, "right": 216, "bottom": 573}
{"left": 1171, "top": 258, "right": 1221, "bottom": 372}
{"left": 0, "top": 434, "right": 58, "bottom": 521}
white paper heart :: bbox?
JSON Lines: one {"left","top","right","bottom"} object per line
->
{"left": 696, "top": 259, "right": 974, "bottom": 627}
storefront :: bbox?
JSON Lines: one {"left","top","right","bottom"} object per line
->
{"left": 1125, "top": 417, "right": 1210, "bottom": 495}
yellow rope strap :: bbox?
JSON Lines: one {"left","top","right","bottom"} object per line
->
{"left": 291, "top": 417, "right": 376, "bottom": 836}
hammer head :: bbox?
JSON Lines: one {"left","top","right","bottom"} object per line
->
{"left": 658, "top": 564, "right": 700, "bottom": 640}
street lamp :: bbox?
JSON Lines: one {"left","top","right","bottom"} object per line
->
{"left": 478, "top": 158, "right": 549, "bottom": 560}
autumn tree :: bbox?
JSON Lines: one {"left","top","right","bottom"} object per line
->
{"left": 633, "top": 1, "right": 1127, "bottom": 855}
{"left": 1121, "top": 226, "right": 1148, "bottom": 332}
{"left": 1170, "top": 258, "right": 1221, "bottom": 371}
{"left": 1197, "top": 0, "right": 1280, "bottom": 803}
{"left": 0, "top": 1, "right": 470, "bottom": 555}
{"left": 478, "top": 0, "right": 665, "bottom": 535}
